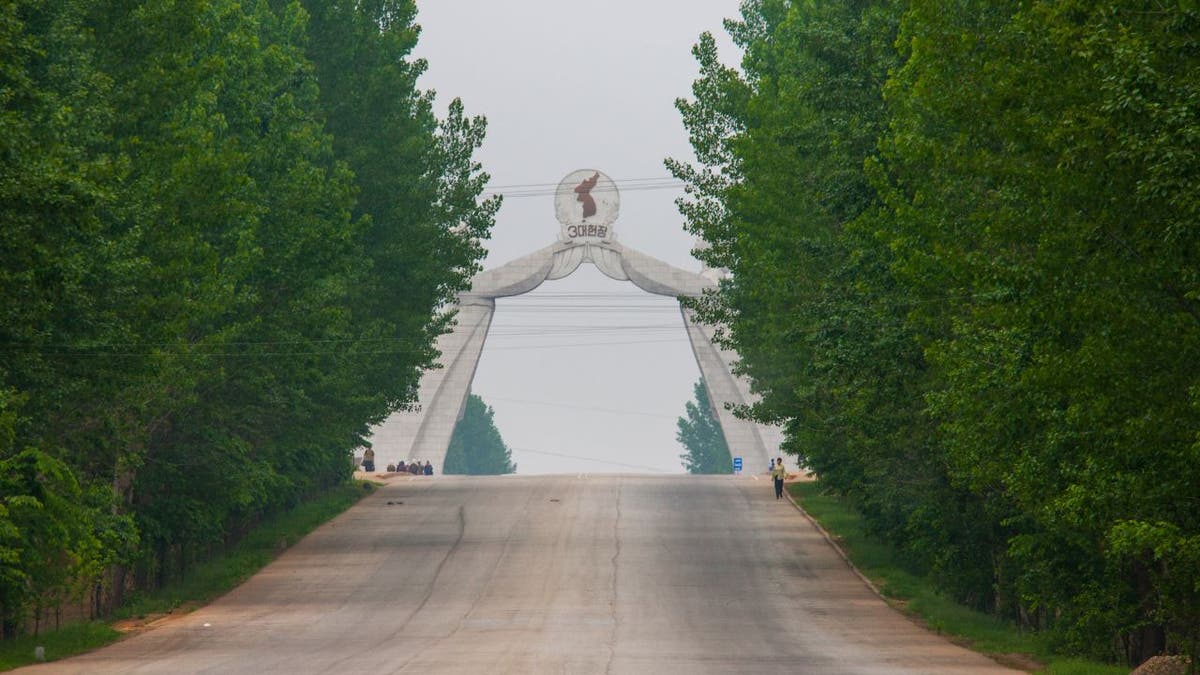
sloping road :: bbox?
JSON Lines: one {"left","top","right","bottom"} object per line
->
{"left": 19, "top": 475, "right": 1018, "bottom": 674}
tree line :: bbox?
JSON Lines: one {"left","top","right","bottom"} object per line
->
{"left": 1, "top": 0, "right": 496, "bottom": 637}
{"left": 443, "top": 394, "right": 517, "bottom": 475}
{"left": 677, "top": 379, "right": 732, "bottom": 474}
{"left": 670, "top": 0, "right": 1199, "bottom": 666}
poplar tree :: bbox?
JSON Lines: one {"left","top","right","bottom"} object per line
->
{"left": 672, "top": 0, "right": 1200, "bottom": 664}
{"left": 1, "top": 0, "right": 497, "bottom": 626}
{"left": 443, "top": 394, "right": 516, "bottom": 476}
{"left": 677, "top": 380, "right": 732, "bottom": 474}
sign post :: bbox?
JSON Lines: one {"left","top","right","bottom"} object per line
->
{"left": 733, "top": 456, "right": 743, "bottom": 475}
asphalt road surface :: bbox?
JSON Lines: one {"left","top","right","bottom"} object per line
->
{"left": 20, "top": 475, "right": 1019, "bottom": 674}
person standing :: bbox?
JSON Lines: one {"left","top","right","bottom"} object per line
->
{"left": 771, "top": 457, "right": 786, "bottom": 500}
{"left": 362, "top": 447, "right": 375, "bottom": 473}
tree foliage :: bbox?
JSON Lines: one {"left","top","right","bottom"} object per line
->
{"left": 1, "top": 0, "right": 494, "bottom": 633}
{"left": 677, "top": 379, "right": 732, "bottom": 474}
{"left": 443, "top": 394, "right": 516, "bottom": 476}
{"left": 672, "top": 0, "right": 1200, "bottom": 665}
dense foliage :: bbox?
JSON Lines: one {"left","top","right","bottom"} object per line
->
{"left": 671, "top": 0, "right": 1200, "bottom": 666}
{"left": 0, "top": 0, "right": 495, "bottom": 636}
{"left": 677, "top": 379, "right": 733, "bottom": 474}
{"left": 442, "top": 394, "right": 516, "bottom": 476}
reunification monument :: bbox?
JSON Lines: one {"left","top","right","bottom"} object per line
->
{"left": 370, "top": 170, "right": 781, "bottom": 471}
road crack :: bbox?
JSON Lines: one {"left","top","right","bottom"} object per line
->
{"left": 605, "top": 479, "right": 623, "bottom": 675}
{"left": 405, "top": 505, "right": 466, "bottom": 626}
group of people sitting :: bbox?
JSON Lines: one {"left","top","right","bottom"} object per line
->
{"left": 390, "top": 460, "right": 433, "bottom": 476}
{"left": 359, "top": 448, "right": 434, "bottom": 475}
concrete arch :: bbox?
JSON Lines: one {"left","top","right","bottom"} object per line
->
{"left": 367, "top": 238, "right": 780, "bottom": 473}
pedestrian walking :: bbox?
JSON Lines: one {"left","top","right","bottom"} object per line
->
{"left": 362, "top": 447, "right": 375, "bottom": 473}
{"left": 771, "top": 457, "right": 786, "bottom": 500}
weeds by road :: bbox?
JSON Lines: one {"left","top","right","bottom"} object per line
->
{"left": 787, "top": 481, "right": 1127, "bottom": 675}
{"left": 0, "top": 481, "right": 375, "bottom": 671}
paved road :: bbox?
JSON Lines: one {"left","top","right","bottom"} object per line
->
{"left": 20, "top": 475, "right": 1018, "bottom": 674}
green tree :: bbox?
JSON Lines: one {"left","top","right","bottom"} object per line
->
{"left": 671, "top": 0, "right": 1200, "bottom": 665}
{"left": 298, "top": 0, "right": 500, "bottom": 411}
{"left": 880, "top": 1, "right": 1200, "bottom": 662}
{"left": 0, "top": 0, "right": 141, "bottom": 620}
{"left": 2, "top": 0, "right": 496, "bottom": 630}
{"left": 0, "top": 448, "right": 128, "bottom": 638}
{"left": 677, "top": 380, "right": 732, "bottom": 474}
{"left": 443, "top": 394, "right": 516, "bottom": 476}
{"left": 71, "top": 0, "right": 370, "bottom": 601}
{"left": 0, "top": 0, "right": 123, "bottom": 473}
{"left": 669, "top": 1, "right": 995, "bottom": 603}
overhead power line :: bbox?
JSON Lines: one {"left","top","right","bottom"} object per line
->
{"left": 483, "top": 338, "right": 689, "bottom": 352}
{"left": 480, "top": 175, "right": 686, "bottom": 199}
{"left": 0, "top": 336, "right": 693, "bottom": 358}
{"left": 498, "top": 291, "right": 683, "bottom": 297}
{"left": 482, "top": 176, "right": 681, "bottom": 190}
{"left": 0, "top": 287, "right": 1018, "bottom": 358}
{"left": 484, "top": 395, "right": 678, "bottom": 420}
{"left": 364, "top": 439, "right": 676, "bottom": 473}
{"left": 507, "top": 446, "right": 672, "bottom": 473}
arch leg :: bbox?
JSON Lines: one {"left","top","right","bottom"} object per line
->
{"left": 367, "top": 298, "right": 495, "bottom": 470}
{"left": 681, "top": 306, "right": 778, "bottom": 472}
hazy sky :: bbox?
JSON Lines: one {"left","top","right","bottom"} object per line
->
{"left": 411, "top": 1, "right": 743, "bottom": 474}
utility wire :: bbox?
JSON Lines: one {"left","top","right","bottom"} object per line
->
{"left": 484, "top": 395, "right": 679, "bottom": 420}
{"left": 1, "top": 337, "right": 693, "bottom": 358}
{"left": 481, "top": 176, "right": 686, "bottom": 199}
{"left": 507, "top": 446, "right": 672, "bottom": 473}
{"left": 493, "top": 184, "right": 685, "bottom": 199}
{"left": 492, "top": 185, "right": 684, "bottom": 199}
{"left": 482, "top": 176, "right": 682, "bottom": 192}
{"left": 483, "top": 176, "right": 681, "bottom": 190}
{"left": 484, "top": 338, "right": 689, "bottom": 352}
{"left": 367, "top": 439, "right": 676, "bottom": 473}
{"left": 0, "top": 288, "right": 1016, "bottom": 356}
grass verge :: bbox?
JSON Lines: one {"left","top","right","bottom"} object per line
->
{"left": 787, "top": 481, "right": 1126, "bottom": 675}
{"left": 0, "top": 623, "right": 120, "bottom": 671}
{"left": 0, "top": 480, "right": 375, "bottom": 671}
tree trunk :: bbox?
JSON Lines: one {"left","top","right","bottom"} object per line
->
{"left": 1129, "top": 624, "right": 1166, "bottom": 667}
{"left": 106, "top": 461, "right": 137, "bottom": 613}
{"left": 156, "top": 538, "right": 168, "bottom": 589}
{"left": 1129, "top": 560, "right": 1167, "bottom": 666}
{"left": 106, "top": 565, "right": 127, "bottom": 616}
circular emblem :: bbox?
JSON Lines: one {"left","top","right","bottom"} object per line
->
{"left": 554, "top": 169, "right": 618, "bottom": 241}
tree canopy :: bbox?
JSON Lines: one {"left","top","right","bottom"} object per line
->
{"left": 677, "top": 379, "right": 733, "bottom": 474}
{"left": 443, "top": 394, "right": 517, "bottom": 476}
{"left": 1, "top": 0, "right": 494, "bottom": 635}
{"left": 671, "top": 0, "right": 1200, "bottom": 666}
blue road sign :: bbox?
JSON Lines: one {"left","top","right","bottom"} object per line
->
{"left": 733, "top": 456, "right": 743, "bottom": 472}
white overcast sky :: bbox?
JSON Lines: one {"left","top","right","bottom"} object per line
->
{"left": 411, "top": 1, "right": 744, "bottom": 474}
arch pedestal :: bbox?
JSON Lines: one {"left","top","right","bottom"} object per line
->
{"left": 368, "top": 238, "right": 780, "bottom": 472}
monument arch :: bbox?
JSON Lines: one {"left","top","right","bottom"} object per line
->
{"left": 370, "top": 170, "right": 780, "bottom": 472}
